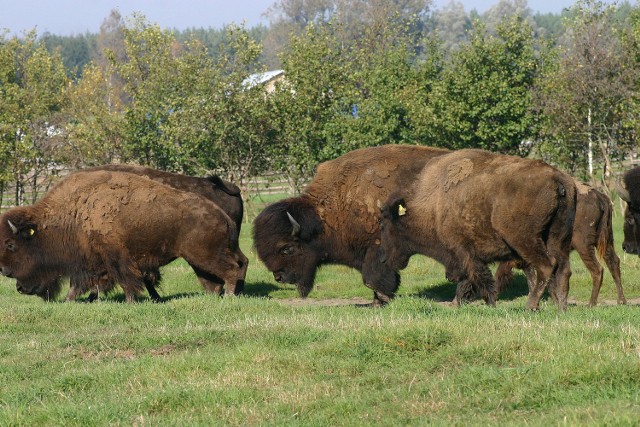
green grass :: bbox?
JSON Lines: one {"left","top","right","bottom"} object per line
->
{"left": 1, "top": 199, "right": 639, "bottom": 425}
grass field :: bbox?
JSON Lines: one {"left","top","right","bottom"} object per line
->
{"left": 1, "top": 196, "right": 639, "bottom": 426}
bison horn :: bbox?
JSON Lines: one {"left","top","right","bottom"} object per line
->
{"left": 7, "top": 220, "right": 18, "bottom": 235}
{"left": 286, "top": 212, "right": 301, "bottom": 237}
{"left": 616, "top": 177, "right": 631, "bottom": 202}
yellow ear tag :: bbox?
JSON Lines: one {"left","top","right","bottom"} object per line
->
{"left": 29, "top": 228, "right": 35, "bottom": 236}
{"left": 398, "top": 204, "right": 407, "bottom": 216}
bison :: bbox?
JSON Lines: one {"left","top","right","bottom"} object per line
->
{"left": 0, "top": 170, "right": 247, "bottom": 302}
{"left": 378, "top": 148, "right": 577, "bottom": 311}
{"left": 253, "top": 144, "right": 450, "bottom": 306}
{"left": 86, "top": 164, "right": 243, "bottom": 232}
{"left": 616, "top": 167, "right": 640, "bottom": 257}
{"left": 65, "top": 164, "right": 246, "bottom": 300}
{"left": 495, "top": 181, "right": 626, "bottom": 306}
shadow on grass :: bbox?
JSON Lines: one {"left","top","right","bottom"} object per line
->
{"left": 71, "top": 282, "right": 284, "bottom": 303}
{"left": 409, "top": 271, "right": 530, "bottom": 303}
{"left": 240, "top": 281, "right": 283, "bottom": 298}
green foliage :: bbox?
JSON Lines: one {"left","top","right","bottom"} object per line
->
{"left": 0, "top": 30, "right": 68, "bottom": 203}
{"left": 535, "top": 0, "right": 638, "bottom": 178}
{"left": 429, "top": 16, "right": 541, "bottom": 154}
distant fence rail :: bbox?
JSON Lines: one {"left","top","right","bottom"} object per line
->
{"left": 0, "top": 167, "right": 305, "bottom": 212}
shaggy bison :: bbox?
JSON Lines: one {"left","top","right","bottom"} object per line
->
{"left": 65, "top": 164, "right": 246, "bottom": 300}
{"left": 495, "top": 181, "right": 626, "bottom": 306}
{"left": 253, "top": 144, "right": 450, "bottom": 306}
{"left": 87, "top": 164, "right": 243, "bottom": 232}
{"left": 378, "top": 148, "right": 577, "bottom": 311}
{"left": 0, "top": 170, "right": 247, "bottom": 302}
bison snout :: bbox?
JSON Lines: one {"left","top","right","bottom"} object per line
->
{"left": 622, "top": 242, "right": 639, "bottom": 254}
{"left": 273, "top": 272, "right": 285, "bottom": 283}
{"left": 0, "top": 265, "right": 14, "bottom": 278}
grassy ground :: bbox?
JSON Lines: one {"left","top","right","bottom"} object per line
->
{"left": 0, "top": 198, "right": 639, "bottom": 426}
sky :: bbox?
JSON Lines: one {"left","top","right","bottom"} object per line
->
{"left": 0, "top": 0, "right": 603, "bottom": 37}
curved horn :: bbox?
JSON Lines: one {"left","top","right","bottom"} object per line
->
{"left": 7, "top": 220, "right": 18, "bottom": 235}
{"left": 616, "top": 177, "right": 631, "bottom": 202}
{"left": 286, "top": 212, "right": 301, "bottom": 237}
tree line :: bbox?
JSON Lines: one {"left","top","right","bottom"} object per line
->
{"left": 1, "top": 0, "right": 639, "bottom": 214}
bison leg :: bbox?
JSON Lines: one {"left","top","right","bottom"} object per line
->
{"left": 233, "top": 248, "right": 249, "bottom": 295}
{"left": 454, "top": 258, "right": 496, "bottom": 306}
{"left": 575, "top": 245, "right": 605, "bottom": 307}
{"left": 362, "top": 246, "right": 400, "bottom": 307}
{"left": 602, "top": 245, "right": 627, "bottom": 305}
{"left": 494, "top": 262, "right": 515, "bottom": 296}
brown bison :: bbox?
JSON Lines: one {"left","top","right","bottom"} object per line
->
{"left": 378, "top": 148, "right": 577, "bottom": 311}
{"left": 0, "top": 170, "right": 247, "bottom": 302}
{"left": 617, "top": 167, "right": 640, "bottom": 256}
{"left": 65, "top": 164, "right": 246, "bottom": 301}
{"left": 495, "top": 181, "right": 626, "bottom": 306}
{"left": 87, "top": 164, "right": 243, "bottom": 232}
{"left": 253, "top": 144, "right": 450, "bottom": 306}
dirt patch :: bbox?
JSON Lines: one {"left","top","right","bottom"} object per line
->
{"left": 276, "top": 297, "right": 640, "bottom": 308}
{"left": 277, "top": 297, "right": 374, "bottom": 307}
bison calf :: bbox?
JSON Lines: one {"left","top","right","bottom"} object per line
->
{"left": 0, "top": 170, "right": 247, "bottom": 302}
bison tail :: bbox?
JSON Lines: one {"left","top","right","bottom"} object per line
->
{"left": 207, "top": 175, "right": 241, "bottom": 196}
{"left": 596, "top": 193, "right": 614, "bottom": 260}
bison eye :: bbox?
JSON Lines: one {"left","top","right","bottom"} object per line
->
{"left": 4, "top": 239, "right": 16, "bottom": 252}
{"left": 280, "top": 245, "right": 294, "bottom": 256}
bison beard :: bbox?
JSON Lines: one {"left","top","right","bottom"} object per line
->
{"left": 0, "top": 170, "right": 247, "bottom": 302}
{"left": 253, "top": 144, "right": 451, "bottom": 306}
{"left": 379, "top": 148, "right": 577, "bottom": 311}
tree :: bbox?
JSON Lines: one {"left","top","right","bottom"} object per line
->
{"left": 109, "top": 14, "right": 188, "bottom": 169}
{"left": 430, "top": 0, "right": 472, "bottom": 54}
{"left": 271, "top": 22, "right": 352, "bottom": 190}
{"left": 0, "top": 30, "right": 68, "bottom": 205}
{"left": 428, "top": 16, "right": 541, "bottom": 154}
{"left": 535, "top": 0, "right": 637, "bottom": 181}
{"left": 162, "top": 24, "right": 274, "bottom": 216}
{"left": 60, "top": 62, "right": 125, "bottom": 167}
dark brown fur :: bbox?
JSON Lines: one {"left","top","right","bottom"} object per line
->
{"left": 87, "top": 164, "right": 243, "bottom": 231}
{"left": 66, "top": 164, "right": 246, "bottom": 300}
{"left": 618, "top": 167, "right": 640, "bottom": 256}
{"left": 495, "top": 182, "right": 626, "bottom": 306}
{"left": 0, "top": 170, "right": 247, "bottom": 302}
{"left": 253, "top": 144, "right": 450, "bottom": 305}
{"left": 379, "top": 149, "right": 576, "bottom": 311}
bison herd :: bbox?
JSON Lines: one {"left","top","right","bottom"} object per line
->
{"left": 1, "top": 144, "right": 639, "bottom": 311}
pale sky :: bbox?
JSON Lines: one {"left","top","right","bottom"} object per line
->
{"left": 0, "top": 0, "right": 615, "bottom": 37}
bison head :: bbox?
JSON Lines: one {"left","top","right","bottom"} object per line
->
{"left": 253, "top": 197, "right": 323, "bottom": 297}
{"left": 0, "top": 210, "right": 63, "bottom": 300}
{"left": 378, "top": 196, "right": 413, "bottom": 270}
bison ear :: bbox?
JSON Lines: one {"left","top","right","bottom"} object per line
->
{"left": 390, "top": 198, "right": 407, "bottom": 220}
{"left": 286, "top": 212, "right": 301, "bottom": 237}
